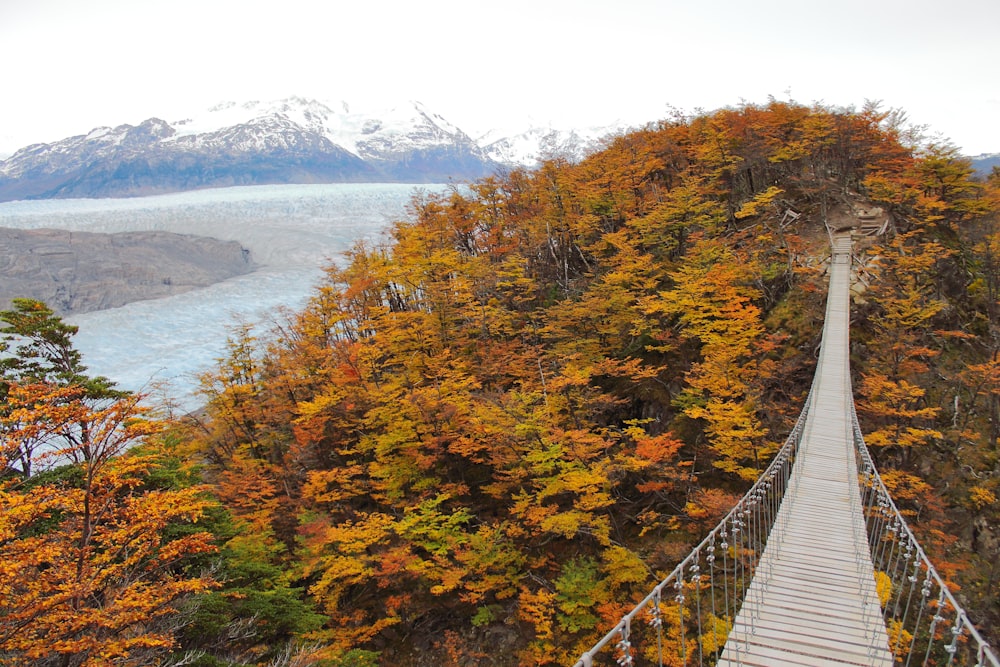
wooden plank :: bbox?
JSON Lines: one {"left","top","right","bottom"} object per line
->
{"left": 718, "top": 634, "right": 890, "bottom": 667}
{"left": 747, "top": 603, "right": 882, "bottom": 636}
{"left": 719, "top": 633, "right": 892, "bottom": 667}
{"left": 728, "top": 621, "right": 892, "bottom": 661}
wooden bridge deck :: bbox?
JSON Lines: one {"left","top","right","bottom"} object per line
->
{"left": 718, "top": 234, "right": 892, "bottom": 666}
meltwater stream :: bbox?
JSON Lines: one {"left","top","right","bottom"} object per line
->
{"left": 0, "top": 183, "right": 444, "bottom": 411}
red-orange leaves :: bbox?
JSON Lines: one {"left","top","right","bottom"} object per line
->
{"left": 634, "top": 431, "right": 683, "bottom": 464}
{"left": 0, "top": 383, "right": 217, "bottom": 667}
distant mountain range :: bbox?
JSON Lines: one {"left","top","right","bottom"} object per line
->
{"left": 970, "top": 152, "right": 1000, "bottom": 177}
{"left": 0, "top": 98, "right": 623, "bottom": 202}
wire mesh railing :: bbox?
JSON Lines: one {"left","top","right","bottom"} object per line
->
{"left": 571, "top": 402, "right": 811, "bottom": 667}
{"left": 851, "top": 401, "right": 999, "bottom": 667}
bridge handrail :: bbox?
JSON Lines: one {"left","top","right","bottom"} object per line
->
{"left": 572, "top": 389, "right": 813, "bottom": 666}
{"left": 849, "top": 399, "right": 999, "bottom": 667}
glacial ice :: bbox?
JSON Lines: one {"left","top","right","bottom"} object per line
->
{"left": 0, "top": 183, "right": 441, "bottom": 411}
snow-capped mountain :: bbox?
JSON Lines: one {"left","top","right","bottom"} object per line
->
{"left": 169, "top": 98, "right": 479, "bottom": 166}
{"left": 970, "top": 152, "right": 1000, "bottom": 177}
{"left": 478, "top": 123, "right": 622, "bottom": 166}
{"left": 0, "top": 98, "right": 621, "bottom": 202}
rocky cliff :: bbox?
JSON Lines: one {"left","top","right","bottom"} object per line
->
{"left": 0, "top": 227, "right": 256, "bottom": 314}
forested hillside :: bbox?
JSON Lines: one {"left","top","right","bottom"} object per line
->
{"left": 2, "top": 100, "right": 998, "bottom": 666}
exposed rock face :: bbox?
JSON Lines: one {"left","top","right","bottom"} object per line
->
{"left": 0, "top": 227, "right": 256, "bottom": 315}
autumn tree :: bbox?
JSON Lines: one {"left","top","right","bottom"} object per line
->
{"left": 1, "top": 299, "right": 120, "bottom": 398}
{"left": 855, "top": 233, "right": 950, "bottom": 465}
{"left": 0, "top": 302, "right": 218, "bottom": 666}
{"left": 645, "top": 236, "right": 771, "bottom": 479}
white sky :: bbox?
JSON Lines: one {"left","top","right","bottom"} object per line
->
{"left": 1, "top": 0, "right": 998, "bottom": 157}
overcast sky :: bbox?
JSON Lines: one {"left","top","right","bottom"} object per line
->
{"left": 1, "top": 0, "right": 998, "bottom": 157}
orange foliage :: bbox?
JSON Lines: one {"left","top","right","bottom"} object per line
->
{"left": 178, "top": 99, "right": 1000, "bottom": 659}
{"left": 0, "top": 383, "right": 217, "bottom": 666}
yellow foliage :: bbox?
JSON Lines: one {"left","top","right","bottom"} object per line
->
{"left": 0, "top": 384, "right": 217, "bottom": 666}
{"left": 875, "top": 570, "right": 893, "bottom": 607}
{"left": 969, "top": 486, "right": 997, "bottom": 510}
{"left": 698, "top": 614, "right": 732, "bottom": 655}
{"left": 734, "top": 186, "right": 784, "bottom": 219}
{"left": 518, "top": 586, "right": 558, "bottom": 641}
{"left": 600, "top": 545, "right": 649, "bottom": 588}
{"left": 886, "top": 619, "right": 913, "bottom": 657}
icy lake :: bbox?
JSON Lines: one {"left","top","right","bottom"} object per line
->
{"left": 0, "top": 183, "right": 444, "bottom": 410}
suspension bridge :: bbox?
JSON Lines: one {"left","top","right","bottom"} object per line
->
{"left": 573, "top": 232, "right": 998, "bottom": 666}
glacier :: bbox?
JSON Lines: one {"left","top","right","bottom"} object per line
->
{"left": 0, "top": 183, "right": 442, "bottom": 411}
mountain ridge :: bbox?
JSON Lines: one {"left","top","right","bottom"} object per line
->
{"left": 0, "top": 99, "right": 622, "bottom": 202}
{"left": 971, "top": 152, "right": 1000, "bottom": 177}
